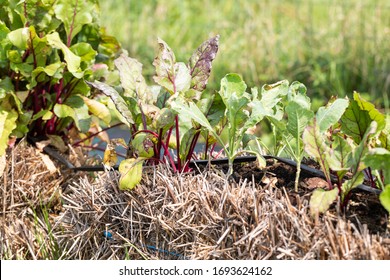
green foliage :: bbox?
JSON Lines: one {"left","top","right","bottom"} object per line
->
{"left": 284, "top": 82, "right": 314, "bottom": 191}
{"left": 100, "top": 0, "right": 390, "bottom": 110}
{"left": 380, "top": 185, "right": 390, "bottom": 214}
{"left": 0, "top": 0, "right": 121, "bottom": 155}
{"left": 118, "top": 158, "right": 144, "bottom": 191}
{"left": 304, "top": 93, "right": 390, "bottom": 215}
{"left": 89, "top": 35, "right": 220, "bottom": 184}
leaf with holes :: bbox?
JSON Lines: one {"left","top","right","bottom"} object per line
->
{"left": 310, "top": 188, "right": 338, "bottom": 217}
{"left": 118, "top": 158, "right": 145, "bottom": 191}
{"left": 188, "top": 35, "right": 219, "bottom": 92}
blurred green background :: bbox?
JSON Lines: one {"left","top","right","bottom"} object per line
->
{"left": 99, "top": 0, "right": 390, "bottom": 110}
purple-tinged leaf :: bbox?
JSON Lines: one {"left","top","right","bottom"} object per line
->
{"left": 188, "top": 35, "right": 220, "bottom": 92}
{"left": 153, "top": 38, "right": 191, "bottom": 94}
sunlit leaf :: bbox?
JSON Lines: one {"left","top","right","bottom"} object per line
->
{"left": 303, "top": 122, "right": 337, "bottom": 184}
{"left": 118, "top": 158, "right": 144, "bottom": 191}
{"left": 54, "top": 0, "right": 95, "bottom": 43}
{"left": 286, "top": 101, "right": 313, "bottom": 140}
{"left": 7, "top": 27, "right": 29, "bottom": 49}
{"left": 103, "top": 143, "right": 117, "bottom": 168}
{"left": 87, "top": 80, "right": 134, "bottom": 126}
{"left": 130, "top": 133, "right": 155, "bottom": 158}
{"left": 53, "top": 96, "right": 91, "bottom": 132}
{"left": 46, "top": 32, "right": 81, "bottom": 76}
{"left": 332, "top": 134, "right": 353, "bottom": 171}
{"left": 114, "top": 53, "right": 151, "bottom": 101}
{"left": 340, "top": 92, "right": 385, "bottom": 144}
{"left": 153, "top": 38, "right": 191, "bottom": 94}
{"left": 310, "top": 188, "right": 338, "bottom": 217}
{"left": 316, "top": 98, "right": 349, "bottom": 132}
{"left": 0, "top": 108, "right": 18, "bottom": 156}
{"left": 81, "top": 96, "right": 111, "bottom": 125}
{"left": 219, "top": 73, "right": 250, "bottom": 136}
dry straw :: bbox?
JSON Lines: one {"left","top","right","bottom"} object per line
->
{"left": 1, "top": 140, "right": 389, "bottom": 259}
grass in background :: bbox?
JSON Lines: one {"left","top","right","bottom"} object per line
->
{"left": 99, "top": 0, "right": 390, "bottom": 110}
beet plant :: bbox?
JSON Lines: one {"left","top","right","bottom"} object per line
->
{"left": 88, "top": 35, "right": 220, "bottom": 189}
{"left": 304, "top": 93, "right": 390, "bottom": 216}
{"left": 0, "top": 0, "right": 121, "bottom": 156}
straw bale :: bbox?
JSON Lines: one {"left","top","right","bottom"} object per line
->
{"left": 56, "top": 165, "right": 390, "bottom": 260}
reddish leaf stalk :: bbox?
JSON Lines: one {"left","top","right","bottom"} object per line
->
{"left": 156, "top": 128, "right": 164, "bottom": 160}
{"left": 67, "top": 0, "right": 79, "bottom": 47}
{"left": 134, "top": 129, "right": 177, "bottom": 172}
{"left": 204, "top": 132, "right": 209, "bottom": 160}
{"left": 175, "top": 115, "right": 181, "bottom": 170}
{"left": 183, "top": 131, "right": 201, "bottom": 172}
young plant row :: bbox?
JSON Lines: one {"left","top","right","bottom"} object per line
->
{"left": 87, "top": 36, "right": 390, "bottom": 216}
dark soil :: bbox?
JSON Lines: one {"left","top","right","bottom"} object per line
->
{"left": 216, "top": 159, "right": 389, "bottom": 235}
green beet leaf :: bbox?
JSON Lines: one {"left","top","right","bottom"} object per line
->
{"left": 153, "top": 38, "right": 191, "bottom": 94}
{"left": 31, "top": 62, "right": 64, "bottom": 88}
{"left": 316, "top": 98, "right": 349, "bottom": 132}
{"left": 0, "top": 108, "right": 18, "bottom": 156}
{"left": 153, "top": 108, "right": 176, "bottom": 132}
{"left": 46, "top": 32, "right": 81, "bottom": 77}
{"left": 87, "top": 80, "right": 134, "bottom": 127}
{"left": 348, "top": 121, "right": 377, "bottom": 175}
{"left": 7, "top": 27, "right": 29, "bottom": 49}
{"left": 53, "top": 102, "right": 90, "bottom": 133}
{"left": 0, "top": 77, "right": 14, "bottom": 100}
{"left": 332, "top": 134, "right": 353, "bottom": 172}
{"left": 119, "top": 158, "right": 145, "bottom": 191}
{"left": 130, "top": 133, "right": 156, "bottom": 158}
{"left": 340, "top": 92, "right": 385, "bottom": 144}
{"left": 340, "top": 172, "right": 365, "bottom": 202}
{"left": 170, "top": 98, "right": 224, "bottom": 152}
{"left": 310, "top": 188, "right": 338, "bottom": 217}
{"left": 379, "top": 185, "right": 390, "bottom": 213}
{"left": 70, "top": 42, "right": 97, "bottom": 69}
{"left": 303, "top": 122, "right": 337, "bottom": 185}
{"left": 363, "top": 148, "right": 390, "bottom": 185}
{"left": 54, "top": 0, "right": 95, "bottom": 43}
{"left": 114, "top": 54, "right": 151, "bottom": 102}
{"left": 81, "top": 96, "right": 111, "bottom": 125}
